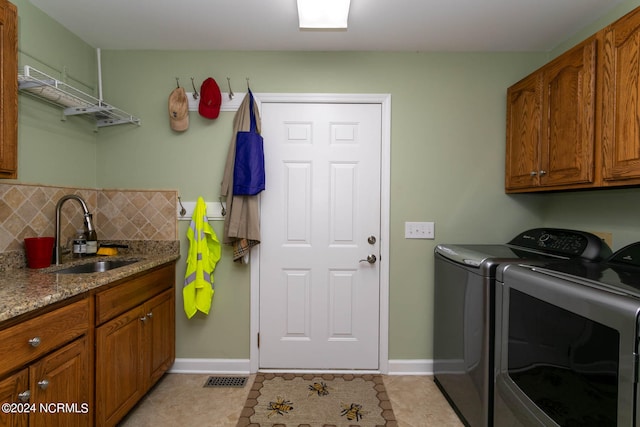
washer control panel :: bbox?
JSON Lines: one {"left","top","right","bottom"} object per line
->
{"left": 508, "top": 228, "right": 612, "bottom": 260}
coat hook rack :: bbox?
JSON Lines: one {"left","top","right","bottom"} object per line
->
{"left": 227, "top": 77, "right": 234, "bottom": 100}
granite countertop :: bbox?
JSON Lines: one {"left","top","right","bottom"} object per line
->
{"left": 0, "top": 241, "right": 180, "bottom": 324}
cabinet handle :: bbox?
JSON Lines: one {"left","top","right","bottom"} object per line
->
{"left": 37, "top": 379, "right": 49, "bottom": 390}
{"left": 140, "top": 316, "right": 147, "bottom": 322}
{"left": 539, "top": 170, "right": 547, "bottom": 176}
{"left": 28, "top": 337, "right": 41, "bottom": 347}
{"left": 146, "top": 311, "right": 153, "bottom": 319}
{"left": 17, "top": 390, "right": 30, "bottom": 402}
{"left": 530, "top": 171, "right": 537, "bottom": 177}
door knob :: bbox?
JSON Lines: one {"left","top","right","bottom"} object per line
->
{"left": 359, "top": 254, "right": 377, "bottom": 264}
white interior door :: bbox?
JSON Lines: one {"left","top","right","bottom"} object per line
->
{"left": 259, "top": 102, "right": 382, "bottom": 370}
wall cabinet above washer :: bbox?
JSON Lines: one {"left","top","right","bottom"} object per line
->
{"left": 507, "top": 5, "right": 640, "bottom": 193}
{"left": 601, "top": 7, "right": 640, "bottom": 186}
{"left": 506, "top": 37, "right": 597, "bottom": 193}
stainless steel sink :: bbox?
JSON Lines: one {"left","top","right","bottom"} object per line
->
{"left": 53, "top": 259, "right": 140, "bottom": 274}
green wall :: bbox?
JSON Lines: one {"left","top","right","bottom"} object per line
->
{"left": 11, "top": 0, "right": 640, "bottom": 363}
{"left": 14, "top": 0, "right": 98, "bottom": 187}
{"left": 95, "top": 50, "right": 546, "bottom": 360}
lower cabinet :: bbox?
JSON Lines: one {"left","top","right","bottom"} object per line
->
{"left": 0, "top": 369, "right": 28, "bottom": 427}
{"left": 0, "top": 262, "right": 175, "bottom": 427}
{"left": 30, "top": 336, "right": 90, "bottom": 427}
{"left": 94, "top": 264, "right": 175, "bottom": 427}
{"left": 0, "top": 300, "right": 90, "bottom": 427}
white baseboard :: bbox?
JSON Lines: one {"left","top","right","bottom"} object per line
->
{"left": 388, "top": 359, "right": 433, "bottom": 375}
{"left": 169, "top": 358, "right": 433, "bottom": 376}
{"left": 169, "top": 358, "right": 251, "bottom": 374}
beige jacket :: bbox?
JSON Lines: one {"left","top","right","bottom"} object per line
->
{"left": 220, "top": 92, "right": 261, "bottom": 261}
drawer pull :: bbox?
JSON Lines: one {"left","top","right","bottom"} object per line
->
{"left": 28, "top": 337, "right": 41, "bottom": 347}
{"left": 140, "top": 316, "right": 148, "bottom": 323}
{"left": 37, "top": 379, "right": 49, "bottom": 390}
{"left": 17, "top": 390, "right": 30, "bottom": 402}
{"left": 146, "top": 312, "right": 153, "bottom": 319}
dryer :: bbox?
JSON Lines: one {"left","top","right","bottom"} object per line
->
{"left": 434, "top": 228, "right": 611, "bottom": 427}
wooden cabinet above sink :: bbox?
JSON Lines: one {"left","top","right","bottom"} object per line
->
{"left": 0, "top": 0, "right": 17, "bottom": 179}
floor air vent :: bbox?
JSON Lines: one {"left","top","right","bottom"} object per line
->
{"left": 203, "top": 376, "right": 248, "bottom": 388}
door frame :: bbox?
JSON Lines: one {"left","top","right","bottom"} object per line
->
{"left": 250, "top": 93, "right": 392, "bottom": 373}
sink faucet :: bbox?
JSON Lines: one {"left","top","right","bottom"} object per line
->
{"left": 54, "top": 194, "right": 95, "bottom": 265}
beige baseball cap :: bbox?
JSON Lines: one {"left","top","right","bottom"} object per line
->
{"left": 168, "top": 87, "right": 189, "bottom": 132}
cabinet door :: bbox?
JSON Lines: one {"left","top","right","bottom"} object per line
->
{"left": 0, "top": 369, "right": 28, "bottom": 427}
{"left": 144, "top": 289, "right": 175, "bottom": 389}
{"left": 30, "top": 336, "right": 90, "bottom": 427}
{"left": 602, "top": 8, "right": 640, "bottom": 181}
{"left": 506, "top": 72, "right": 542, "bottom": 190}
{"left": 540, "top": 38, "right": 596, "bottom": 187}
{"left": 0, "top": 0, "right": 17, "bottom": 179}
{"left": 95, "top": 306, "right": 145, "bottom": 427}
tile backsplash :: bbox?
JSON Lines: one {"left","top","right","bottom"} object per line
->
{"left": 0, "top": 183, "right": 177, "bottom": 253}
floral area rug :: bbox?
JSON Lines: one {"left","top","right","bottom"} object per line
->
{"left": 236, "top": 373, "right": 397, "bottom": 427}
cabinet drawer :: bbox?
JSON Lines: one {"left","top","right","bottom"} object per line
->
{"left": 95, "top": 264, "right": 174, "bottom": 325}
{"left": 0, "top": 299, "right": 89, "bottom": 377}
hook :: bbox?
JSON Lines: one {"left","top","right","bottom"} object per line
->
{"left": 190, "top": 77, "right": 199, "bottom": 99}
{"left": 176, "top": 77, "right": 180, "bottom": 88}
{"left": 246, "top": 77, "right": 251, "bottom": 90}
{"left": 177, "top": 196, "right": 187, "bottom": 217}
{"left": 227, "top": 77, "right": 234, "bottom": 100}
{"left": 219, "top": 197, "right": 226, "bottom": 217}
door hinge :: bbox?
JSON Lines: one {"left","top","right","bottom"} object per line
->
{"left": 257, "top": 332, "right": 260, "bottom": 349}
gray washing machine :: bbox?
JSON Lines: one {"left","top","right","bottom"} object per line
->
{"left": 433, "top": 228, "right": 611, "bottom": 427}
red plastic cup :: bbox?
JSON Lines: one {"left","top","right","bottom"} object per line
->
{"left": 24, "top": 237, "right": 55, "bottom": 269}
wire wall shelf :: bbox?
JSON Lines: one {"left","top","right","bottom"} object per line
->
{"left": 18, "top": 65, "right": 140, "bottom": 128}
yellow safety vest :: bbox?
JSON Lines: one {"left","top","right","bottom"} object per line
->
{"left": 183, "top": 197, "right": 221, "bottom": 318}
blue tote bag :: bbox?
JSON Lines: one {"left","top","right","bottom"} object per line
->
{"left": 233, "top": 90, "right": 265, "bottom": 195}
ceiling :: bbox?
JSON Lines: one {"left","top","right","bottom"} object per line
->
{"left": 29, "top": 0, "right": 626, "bottom": 52}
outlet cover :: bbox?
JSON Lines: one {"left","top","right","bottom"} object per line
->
{"left": 405, "top": 222, "right": 435, "bottom": 239}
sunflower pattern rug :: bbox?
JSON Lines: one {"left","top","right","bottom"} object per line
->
{"left": 236, "top": 373, "right": 397, "bottom": 427}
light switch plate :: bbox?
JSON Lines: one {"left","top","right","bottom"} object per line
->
{"left": 405, "top": 221, "right": 435, "bottom": 239}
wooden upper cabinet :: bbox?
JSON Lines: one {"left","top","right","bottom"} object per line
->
{"left": 506, "top": 37, "right": 596, "bottom": 192}
{"left": 0, "top": 0, "right": 16, "bottom": 179}
{"left": 602, "top": 7, "right": 640, "bottom": 183}
{"left": 505, "top": 72, "right": 542, "bottom": 190}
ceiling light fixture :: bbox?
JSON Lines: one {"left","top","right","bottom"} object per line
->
{"left": 296, "top": 0, "right": 351, "bottom": 29}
